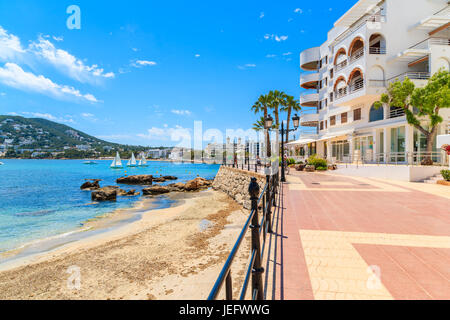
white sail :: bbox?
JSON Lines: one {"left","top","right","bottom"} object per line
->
{"left": 127, "top": 152, "right": 137, "bottom": 167}
{"left": 111, "top": 152, "right": 123, "bottom": 168}
{"left": 138, "top": 152, "right": 148, "bottom": 166}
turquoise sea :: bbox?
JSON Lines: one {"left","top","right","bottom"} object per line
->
{"left": 0, "top": 160, "right": 220, "bottom": 254}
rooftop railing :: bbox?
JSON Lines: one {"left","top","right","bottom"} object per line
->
{"left": 333, "top": 14, "right": 386, "bottom": 45}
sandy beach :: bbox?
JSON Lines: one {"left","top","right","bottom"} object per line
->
{"left": 0, "top": 190, "right": 251, "bottom": 300}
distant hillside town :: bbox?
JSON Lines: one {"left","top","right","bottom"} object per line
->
{"left": 0, "top": 116, "right": 172, "bottom": 160}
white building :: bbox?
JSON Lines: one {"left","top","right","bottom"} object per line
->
{"left": 147, "top": 149, "right": 168, "bottom": 159}
{"left": 290, "top": 0, "right": 450, "bottom": 166}
{"left": 204, "top": 136, "right": 267, "bottom": 164}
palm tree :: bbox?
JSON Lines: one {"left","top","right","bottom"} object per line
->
{"left": 252, "top": 94, "right": 272, "bottom": 157}
{"left": 267, "top": 90, "right": 287, "bottom": 129}
{"left": 252, "top": 116, "right": 266, "bottom": 131}
{"left": 281, "top": 95, "right": 302, "bottom": 142}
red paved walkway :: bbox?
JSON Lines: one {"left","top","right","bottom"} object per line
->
{"left": 271, "top": 172, "right": 450, "bottom": 300}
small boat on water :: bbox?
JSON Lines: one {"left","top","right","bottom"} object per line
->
{"left": 83, "top": 161, "right": 97, "bottom": 165}
{"left": 127, "top": 152, "right": 138, "bottom": 167}
{"left": 138, "top": 152, "right": 149, "bottom": 167}
{"left": 0, "top": 162, "right": 4, "bottom": 165}
{"left": 111, "top": 152, "right": 123, "bottom": 169}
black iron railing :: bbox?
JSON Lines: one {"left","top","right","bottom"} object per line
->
{"left": 207, "top": 171, "right": 279, "bottom": 300}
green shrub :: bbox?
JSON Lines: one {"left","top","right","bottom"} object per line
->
{"left": 316, "top": 166, "right": 328, "bottom": 171}
{"left": 288, "top": 158, "right": 296, "bottom": 165}
{"left": 307, "top": 155, "right": 328, "bottom": 169}
{"left": 442, "top": 170, "right": 450, "bottom": 181}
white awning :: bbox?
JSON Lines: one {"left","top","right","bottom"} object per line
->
{"left": 316, "top": 129, "right": 355, "bottom": 142}
{"left": 286, "top": 138, "right": 316, "bottom": 146}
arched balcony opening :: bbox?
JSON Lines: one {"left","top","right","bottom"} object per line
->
{"left": 349, "top": 37, "right": 365, "bottom": 63}
{"left": 334, "top": 48, "right": 347, "bottom": 72}
{"left": 334, "top": 76, "right": 348, "bottom": 99}
{"left": 369, "top": 33, "right": 386, "bottom": 54}
{"left": 348, "top": 68, "right": 364, "bottom": 93}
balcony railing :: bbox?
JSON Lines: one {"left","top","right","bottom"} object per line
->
{"left": 410, "top": 37, "right": 450, "bottom": 50}
{"left": 335, "top": 48, "right": 365, "bottom": 73}
{"left": 388, "top": 72, "right": 430, "bottom": 83}
{"left": 349, "top": 48, "right": 365, "bottom": 64}
{"left": 389, "top": 108, "right": 406, "bottom": 119}
{"left": 334, "top": 80, "right": 365, "bottom": 101}
{"left": 369, "top": 47, "right": 386, "bottom": 54}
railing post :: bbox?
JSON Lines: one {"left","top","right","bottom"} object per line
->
{"left": 225, "top": 272, "right": 233, "bottom": 300}
{"left": 265, "top": 174, "right": 273, "bottom": 234}
{"left": 248, "top": 178, "right": 264, "bottom": 300}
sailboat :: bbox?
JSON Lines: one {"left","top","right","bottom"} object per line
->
{"left": 110, "top": 152, "right": 123, "bottom": 169}
{"left": 127, "top": 152, "right": 137, "bottom": 167}
{"left": 138, "top": 152, "right": 149, "bottom": 167}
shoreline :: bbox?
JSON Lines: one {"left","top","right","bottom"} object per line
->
{"left": 0, "top": 194, "right": 178, "bottom": 271}
{"left": 0, "top": 189, "right": 249, "bottom": 300}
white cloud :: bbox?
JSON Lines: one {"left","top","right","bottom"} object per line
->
{"left": 171, "top": 109, "right": 192, "bottom": 116}
{"left": 195, "top": 54, "right": 200, "bottom": 58}
{"left": 132, "top": 48, "right": 138, "bottom": 52}
{"left": 0, "top": 26, "right": 25, "bottom": 60}
{"left": 294, "top": 8, "right": 303, "bottom": 14}
{"left": 259, "top": 12, "right": 265, "bottom": 19}
{"left": 0, "top": 92, "right": 5, "bottom": 96}
{"left": 132, "top": 60, "right": 157, "bottom": 67}
{"left": 0, "top": 63, "right": 99, "bottom": 103}
{"left": 28, "top": 37, "right": 115, "bottom": 83}
{"left": 288, "top": 18, "right": 294, "bottom": 22}
{"left": 283, "top": 52, "right": 293, "bottom": 56}
{"left": 137, "top": 125, "right": 191, "bottom": 146}
{"left": 264, "top": 34, "right": 288, "bottom": 42}
{"left": 52, "top": 36, "right": 63, "bottom": 42}
{"left": 275, "top": 35, "right": 288, "bottom": 42}
{"left": 20, "top": 111, "right": 75, "bottom": 124}
{"left": 266, "top": 54, "right": 276, "bottom": 58}
{"left": 238, "top": 64, "right": 256, "bottom": 70}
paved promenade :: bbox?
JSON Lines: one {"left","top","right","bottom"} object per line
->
{"left": 271, "top": 171, "right": 450, "bottom": 300}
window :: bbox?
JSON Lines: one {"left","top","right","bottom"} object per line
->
{"left": 341, "top": 112, "right": 348, "bottom": 124}
{"left": 318, "top": 101, "right": 322, "bottom": 110}
{"left": 325, "top": 77, "right": 328, "bottom": 86}
{"left": 369, "top": 103, "right": 384, "bottom": 122}
{"left": 330, "top": 116, "right": 336, "bottom": 126}
{"left": 330, "top": 68, "right": 334, "bottom": 79}
{"left": 320, "top": 121, "right": 324, "bottom": 130}
{"left": 330, "top": 93, "right": 333, "bottom": 103}
{"left": 325, "top": 120, "right": 328, "bottom": 129}
{"left": 353, "top": 108, "right": 362, "bottom": 121}
{"left": 325, "top": 99, "right": 328, "bottom": 107}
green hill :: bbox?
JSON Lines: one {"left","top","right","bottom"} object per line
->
{"left": 0, "top": 115, "right": 151, "bottom": 158}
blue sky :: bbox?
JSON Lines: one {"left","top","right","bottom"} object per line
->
{"left": 0, "top": 0, "right": 356, "bottom": 147}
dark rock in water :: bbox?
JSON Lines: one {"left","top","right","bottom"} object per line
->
{"left": 116, "top": 175, "right": 153, "bottom": 185}
{"left": 117, "top": 188, "right": 140, "bottom": 196}
{"left": 91, "top": 187, "right": 117, "bottom": 201}
{"left": 142, "top": 185, "right": 171, "bottom": 195}
{"left": 81, "top": 180, "right": 101, "bottom": 190}
{"left": 163, "top": 176, "right": 178, "bottom": 181}
{"left": 153, "top": 177, "right": 166, "bottom": 183}
{"left": 184, "top": 177, "right": 213, "bottom": 191}
{"left": 167, "top": 182, "right": 186, "bottom": 192}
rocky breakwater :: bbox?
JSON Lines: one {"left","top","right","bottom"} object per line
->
{"left": 212, "top": 166, "right": 265, "bottom": 210}
{"left": 142, "top": 177, "right": 213, "bottom": 195}
{"left": 81, "top": 180, "right": 141, "bottom": 202}
{"left": 116, "top": 175, "right": 178, "bottom": 185}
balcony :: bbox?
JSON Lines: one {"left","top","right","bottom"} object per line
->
{"left": 300, "top": 72, "right": 320, "bottom": 89}
{"left": 394, "top": 37, "right": 450, "bottom": 62}
{"left": 387, "top": 72, "right": 430, "bottom": 84}
{"left": 300, "top": 47, "right": 320, "bottom": 71}
{"left": 414, "top": 5, "right": 450, "bottom": 32}
{"left": 335, "top": 47, "right": 365, "bottom": 73}
{"left": 300, "top": 112, "right": 319, "bottom": 127}
{"left": 334, "top": 80, "right": 365, "bottom": 102}
{"left": 300, "top": 93, "right": 319, "bottom": 107}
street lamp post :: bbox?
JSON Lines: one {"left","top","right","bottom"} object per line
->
{"left": 281, "top": 114, "right": 300, "bottom": 183}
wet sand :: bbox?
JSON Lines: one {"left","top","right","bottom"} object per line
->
{"left": 0, "top": 190, "right": 251, "bottom": 300}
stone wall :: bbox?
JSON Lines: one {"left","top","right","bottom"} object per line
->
{"left": 212, "top": 166, "right": 266, "bottom": 210}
